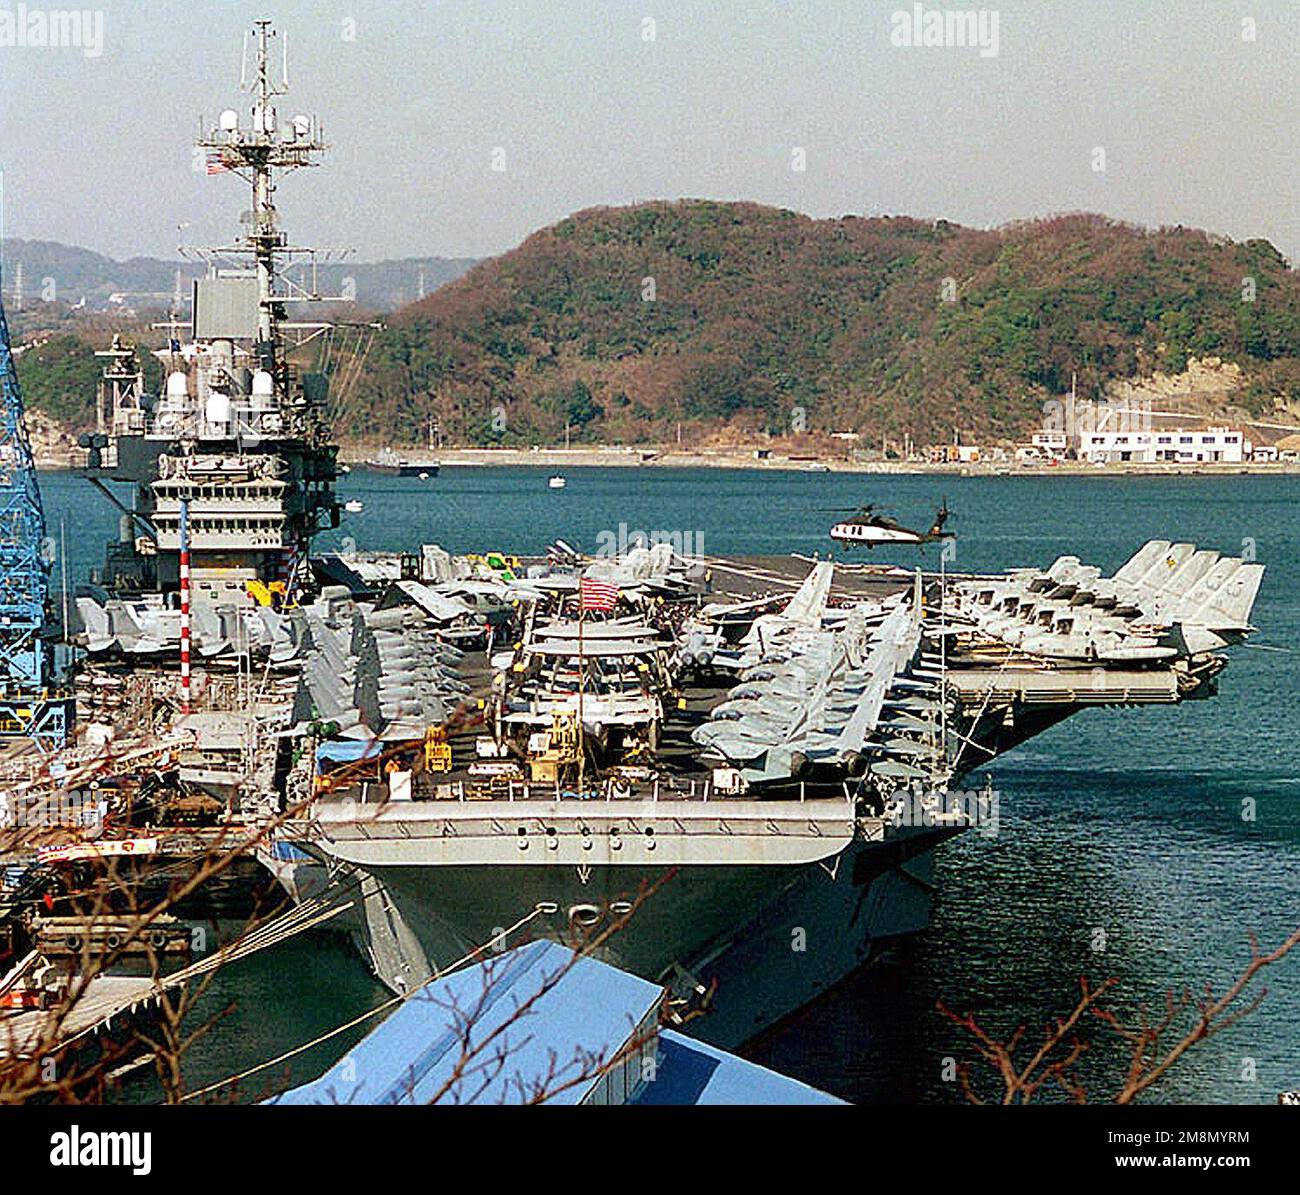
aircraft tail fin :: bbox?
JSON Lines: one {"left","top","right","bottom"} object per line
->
{"left": 1043, "top": 555, "right": 1082, "bottom": 582}
{"left": 1196, "top": 561, "right": 1265, "bottom": 630}
{"left": 1156, "top": 549, "right": 1219, "bottom": 598}
{"left": 1141, "top": 549, "right": 1221, "bottom": 619}
{"left": 783, "top": 561, "right": 834, "bottom": 627}
{"left": 1112, "top": 540, "right": 1171, "bottom": 585}
{"left": 75, "top": 596, "right": 111, "bottom": 649}
{"left": 927, "top": 503, "right": 951, "bottom": 538}
{"left": 648, "top": 541, "right": 675, "bottom": 572}
{"left": 1134, "top": 542, "right": 1196, "bottom": 594}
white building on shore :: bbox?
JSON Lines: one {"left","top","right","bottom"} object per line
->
{"left": 1078, "top": 427, "right": 1248, "bottom": 464}
{"left": 1031, "top": 430, "right": 1068, "bottom": 457}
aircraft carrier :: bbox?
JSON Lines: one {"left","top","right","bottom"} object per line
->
{"left": 290, "top": 541, "right": 1262, "bottom": 1047}
{"left": 0, "top": 21, "right": 1267, "bottom": 1056}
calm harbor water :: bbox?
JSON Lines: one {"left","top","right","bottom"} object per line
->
{"left": 39, "top": 467, "right": 1300, "bottom": 1104}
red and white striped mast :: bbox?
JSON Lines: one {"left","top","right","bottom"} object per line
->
{"left": 179, "top": 497, "right": 191, "bottom": 714}
{"left": 577, "top": 582, "right": 585, "bottom": 794}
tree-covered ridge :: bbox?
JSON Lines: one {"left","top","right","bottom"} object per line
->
{"left": 13, "top": 335, "right": 104, "bottom": 428}
{"left": 14, "top": 204, "right": 1300, "bottom": 445}
{"left": 350, "top": 202, "right": 1300, "bottom": 447}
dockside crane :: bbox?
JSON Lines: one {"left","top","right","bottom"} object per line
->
{"left": 0, "top": 282, "right": 73, "bottom": 749}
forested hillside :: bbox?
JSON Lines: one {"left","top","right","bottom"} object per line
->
{"left": 17, "top": 203, "right": 1300, "bottom": 446}
{"left": 351, "top": 202, "right": 1300, "bottom": 446}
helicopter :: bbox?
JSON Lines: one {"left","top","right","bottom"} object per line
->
{"left": 827, "top": 500, "right": 955, "bottom": 549}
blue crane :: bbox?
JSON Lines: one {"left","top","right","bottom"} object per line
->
{"left": 0, "top": 282, "right": 72, "bottom": 748}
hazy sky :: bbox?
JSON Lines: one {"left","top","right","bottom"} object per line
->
{"left": 2, "top": 0, "right": 1299, "bottom": 263}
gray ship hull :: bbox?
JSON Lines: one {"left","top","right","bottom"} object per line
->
{"left": 330, "top": 830, "right": 945, "bottom": 1050}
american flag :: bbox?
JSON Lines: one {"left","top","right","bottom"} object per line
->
{"left": 205, "top": 150, "right": 231, "bottom": 175}
{"left": 579, "top": 576, "right": 619, "bottom": 613}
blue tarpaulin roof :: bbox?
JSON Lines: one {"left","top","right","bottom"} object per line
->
{"left": 268, "top": 940, "right": 661, "bottom": 1105}
{"left": 267, "top": 939, "right": 844, "bottom": 1106}
{"left": 632, "top": 1031, "right": 842, "bottom": 1105}
{"left": 315, "top": 739, "right": 383, "bottom": 763}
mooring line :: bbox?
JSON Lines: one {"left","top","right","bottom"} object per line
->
{"left": 178, "top": 904, "right": 547, "bottom": 1103}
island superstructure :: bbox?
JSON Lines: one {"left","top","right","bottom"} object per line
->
{"left": 73, "top": 19, "right": 346, "bottom": 605}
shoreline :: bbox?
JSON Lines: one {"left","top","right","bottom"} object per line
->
{"left": 343, "top": 445, "right": 1300, "bottom": 478}
{"left": 34, "top": 444, "right": 1300, "bottom": 478}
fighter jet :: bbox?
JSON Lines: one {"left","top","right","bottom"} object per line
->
{"left": 951, "top": 540, "right": 1264, "bottom": 663}
{"left": 693, "top": 600, "right": 935, "bottom": 784}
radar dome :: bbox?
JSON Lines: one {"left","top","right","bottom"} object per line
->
{"left": 219, "top": 108, "right": 239, "bottom": 133}
{"left": 251, "top": 370, "right": 275, "bottom": 398}
{"left": 166, "top": 371, "right": 189, "bottom": 399}
{"left": 205, "top": 392, "right": 231, "bottom": 425}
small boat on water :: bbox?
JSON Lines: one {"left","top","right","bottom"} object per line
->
{"left": 344, "top": 499, "right": 364, "bottom": 513}
{"left": 548, "top": 475, "right": 567, "bottom": 490}
{"left": 367, "top": 446, "right": 441, "bottom": 477}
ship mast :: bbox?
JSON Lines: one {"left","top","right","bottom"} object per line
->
{"left": 196, "top": 17, "right": 328, "bottom": 382}
{"left": 249, "top": 19, "right": 281, "bottom": 348}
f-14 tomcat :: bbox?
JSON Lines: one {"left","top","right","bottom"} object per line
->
{"left": 948, "top": 539, "right": 1263, "bottom": 662}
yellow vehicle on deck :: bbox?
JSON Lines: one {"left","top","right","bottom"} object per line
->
{"left": 423, "top": 725, "right": 453, "bottom": 773}
{"left": 245, "top": 579, "right": 290, "bottom": 608}
{"left": 527, "top": 711, "right": 580, "bottom": 784}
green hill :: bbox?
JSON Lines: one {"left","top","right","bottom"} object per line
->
{"left": 350, "top": 202, "right": 1300, "bottom": 446}
{"left": 13, "top": 335, "right": 107, "bottom": 429}
{"left": 16, "top": 203, "right": 1300, "bottom": 447}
